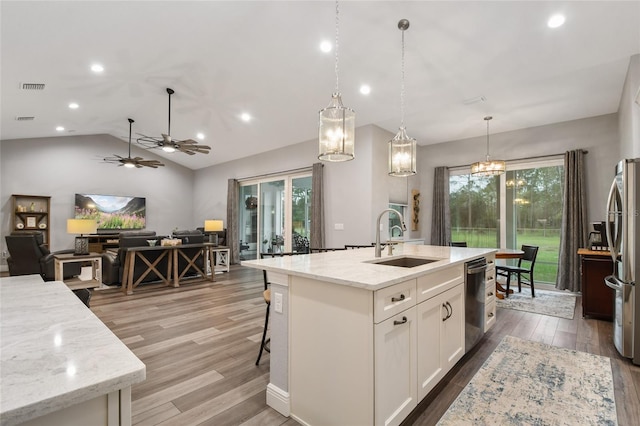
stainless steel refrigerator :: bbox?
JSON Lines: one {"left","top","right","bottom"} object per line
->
{"left": 605, "top": 158, "right": 639, "bottom": 365}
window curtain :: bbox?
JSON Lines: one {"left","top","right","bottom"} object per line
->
{"left": 310, "top": 163, "right": 325, "bottom": 249}
{"left": 556, "top": 150, "right": 587, "bottom": 291}
{"left": 430, "top": 166, "right": 451, "bottom": 246}
{"left": 227, "top": 178, "right": 240, "bottom": 264}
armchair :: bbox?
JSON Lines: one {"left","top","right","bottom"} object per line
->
{"left": 5, "top": 231, "right": 80, "bottom": 281}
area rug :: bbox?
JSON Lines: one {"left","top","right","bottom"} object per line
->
{"left": 496, "top": 288, "right": 577, "bottom": 319}
{"left": 437, "top": 336, "right": 617, "bottom": 425}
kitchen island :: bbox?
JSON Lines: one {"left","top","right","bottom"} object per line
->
{"left": 0, "top": 275, "right": 145, "bottom": 426}
{"left": 242, "top": 244, "right": 496, "bottom": 426}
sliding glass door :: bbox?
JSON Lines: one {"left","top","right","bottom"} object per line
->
{"left": 238, "top": 172, "right": 312, "bottom": 260}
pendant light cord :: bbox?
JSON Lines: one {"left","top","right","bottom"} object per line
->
{"left": 334, "top": 0, "right": 340, "bottom": 94}
{"left": 485, "top": 116, "right": 492, "bottom": 161}
{"left": 400, "top": 27, "right": 405, "bottom": 128}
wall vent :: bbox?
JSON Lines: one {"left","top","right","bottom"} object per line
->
{"left": 20, "top": 83, "right": 45, "bottom": 90}
{"left": 15, "top": 116, "right": 35, "bottom": 121}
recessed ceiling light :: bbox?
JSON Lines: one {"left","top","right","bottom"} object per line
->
{"left": 90, "top": 64, "right": 104, "bottom": 73}
{"left": 240, "top": 113, "right": 252, "bottom": 122}
{"left": 196, "top": 132, "right": 205, "bottom": 140}
{"left": 68, "top": 102, "right": 79, "bottom": 109}
{"left": 56, "top": 126, "right": 64, "bottom": 131}
{"left": 359, "top": 84, "right": 371, "bottom": 95}
{"left": 547, "top": 14, "right": 565, "bottom": 28}
{"left": 320, "top": 40, "right": 332, "bottom": 53}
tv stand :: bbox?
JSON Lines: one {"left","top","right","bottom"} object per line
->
{"left": 87, "top": 234, "right": 120, "bottom": 253}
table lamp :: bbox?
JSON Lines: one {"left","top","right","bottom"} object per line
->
{"left": 204, "top": 220, "right": 224, "bottom": 246}
{"left": 67, "top": 219, "right": 98, "bottom": 255}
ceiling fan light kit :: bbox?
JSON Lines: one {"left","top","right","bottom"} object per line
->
{"left": 104, "top": 118, "right": 165, "bottom": 169}
{"left": 137, "top": 88, "right": 212, "bottom": 156}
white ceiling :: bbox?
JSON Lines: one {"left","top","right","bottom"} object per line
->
{"left": 1, "top": 1, "right": 639, "bottom": 170}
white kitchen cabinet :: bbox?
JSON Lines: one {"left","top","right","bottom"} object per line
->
{"left": 375, "top": 307, "right": 417, "bottom": 426}
{"left": 484, "top": 254, "right": 497, "bottom": 331}
{"left": 417, "top": 284, "right": 464, "bottom": 400}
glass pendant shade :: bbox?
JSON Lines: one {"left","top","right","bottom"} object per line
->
{"left": 318, "top": 92, "right": 355, "bottom": 162}
{"left": 470, "top": 159, "right": 506, "bottom": 176}
{"left": 388, "top": 126, "right": 417, "bottom": 176}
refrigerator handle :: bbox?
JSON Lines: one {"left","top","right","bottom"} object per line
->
{"left": 605, "top": 178, "right": 618, "bottom": 263}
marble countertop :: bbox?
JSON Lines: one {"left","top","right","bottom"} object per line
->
{"left": 242, "top": 244, "right": 496, "bottom": 290}
{"left": 0, "top": 275, "right": 146, "bottom": 426}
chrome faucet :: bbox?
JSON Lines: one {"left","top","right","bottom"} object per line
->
{"left": 375, "top": 209, "right": 406, "bottom": 257}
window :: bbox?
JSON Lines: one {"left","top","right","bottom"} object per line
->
{"left": 450, "top": 159, "right": 563, "bottom": 283}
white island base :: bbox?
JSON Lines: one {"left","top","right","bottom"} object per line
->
{"left": 243, "top": 245, "right": 496, "bottom": 426}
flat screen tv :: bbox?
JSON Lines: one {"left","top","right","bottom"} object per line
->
{"left": 75, "top": 193, "right": 146, "bottom": 231}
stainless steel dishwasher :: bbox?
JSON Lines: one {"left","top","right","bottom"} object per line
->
{"left": 465, "top": 257, "right": 487, "bottom": 352}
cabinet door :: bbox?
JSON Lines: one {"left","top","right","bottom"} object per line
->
{"left": 374, "top": 307, "right": 417, "bottom": 426}
{"left": 416, "top": 292, "right": 445, "bottom": 400}
{"left": 441, "top": 285, "right": 465, "bottom": 372}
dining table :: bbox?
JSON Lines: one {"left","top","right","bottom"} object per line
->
{"left": 495, "top": 248, "right": 525, "bottom": 299}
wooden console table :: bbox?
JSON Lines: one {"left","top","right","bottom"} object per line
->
{"left": 54, "top": 252, "right": 102, "bottom": 290}
{"left": 577, "top": 248, "right": 614, "bottom": 320}
{"left": 121, "top": 243, "right": 216, "bottom": 295}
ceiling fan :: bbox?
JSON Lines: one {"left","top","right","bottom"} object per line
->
{"left": 137, "top": 88, "right": 212, "bottom": 155}
{"left": 104, "top": 118, "right": 165, "bottom": 168}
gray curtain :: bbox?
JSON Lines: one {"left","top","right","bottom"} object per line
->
{"left": 430, "top": 166, "right": 451, "bottom": 246}
{"left": 311, "top": 163, "right": 325, "bottom": 249}
{"left": 556, "top": 150, "right": 587, "bottom": 291}
{"left": 227, "top": 178, "right": 240, "bottom": 264}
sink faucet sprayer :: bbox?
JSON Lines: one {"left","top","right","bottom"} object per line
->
{"left": 375, "top": 209, "right": 406, "bottom": 258}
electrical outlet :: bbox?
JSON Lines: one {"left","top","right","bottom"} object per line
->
{"left": 1, "top": 251, "right": 6, "bottom": 259}
{"left": 274, "top": 292, "right": 283, "bottom": 313}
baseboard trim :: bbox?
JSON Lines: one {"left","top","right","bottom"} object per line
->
{"left": 266, "top": 383, "right": 290, "bottom": 417}
{"left": 0, "top": 265, "right": 8, "bottom": 273}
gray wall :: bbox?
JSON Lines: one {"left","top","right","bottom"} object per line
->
{"left": 193, "top": 124, "right": 409, "bottom": 248}
{"left": 0, "top": 134, "right": 194, "bottom": 261}
{"left": 619, "top": 54, "right": 640, "bottom": 159}
{"left": 417, "top": 113, "right": 621, "bottom": 240}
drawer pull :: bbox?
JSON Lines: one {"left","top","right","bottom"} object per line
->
{"left": 487, "top": 275, "right": 494, "bottom": 280}
{"left": 391, "top": 294, "right": 406, "bottom": 302}
{"left": 442, "top": 302, "right": 453, "bottom": 321}
{"left": 487, "top": 292, "right": 494, "bottom": 297}
{"left": 393, "top": 316, "right": 408, "bottom": 325}
{"left": 488, "top": 312, "right": 494, "bottom": 318}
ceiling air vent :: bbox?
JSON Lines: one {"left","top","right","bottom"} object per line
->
{"left": 20, "top": 83, "right": 45, "bottom": 90}
{"left": 15, "top": 116, "right": 35, "bottom": 121}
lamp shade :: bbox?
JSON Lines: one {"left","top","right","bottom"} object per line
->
{"left": 204, "top": 220, "right": 224, "bottom": 232}
{"left": 67, "top": 219, "right": 97, "bottom": 235}
{"left": 318, "top": 93, "right": 355, "bottom": 162}
{"left": 470, "top": 160, "right": 506, "bottom": 176}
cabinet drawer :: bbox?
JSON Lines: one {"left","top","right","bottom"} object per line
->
{"left": 485, "top": 277, "right": 496, "bottom": 304}
{"left": 374, "top": 279, "right": 416, "bottom": 324}
{"left": 416, "top": 265, "right": 463, "bottom": 304}
{"left": 485, "top": 300, "right": 496, "bottom": 332}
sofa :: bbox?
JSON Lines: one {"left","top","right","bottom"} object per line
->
{"left": 5, "top": 231, "right": 81, "bottom": 280}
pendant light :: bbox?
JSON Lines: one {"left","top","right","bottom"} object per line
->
{"left": 470, "top": 116, "right": 505, "bottom": 176}
{"left": 318, "top": 0, "right": 355, "bottom": 162}
{"left": 389, "top": 19, "right": 417, "bottom": 177}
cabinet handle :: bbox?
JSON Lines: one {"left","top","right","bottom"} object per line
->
{"left": 391, "top": 294, "right": 406, "bottom": 302}
{"left": 488, "top": 312, "right": 494, "bottom": 318}
{"left": 487, "top": 292, "right": 494, "bottom": 297}
{"left": 487, "top": 275, "right": 494, "bottom": 281}
{"left": 442, "top": 302, "right": 453, "bottom": 321}
{"left": 393, "top": 316, "right": 408, "bottom": 325}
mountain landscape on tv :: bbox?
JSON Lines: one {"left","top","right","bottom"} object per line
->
{"left": 75, "top": 193, "right": 146, "bottom": 230}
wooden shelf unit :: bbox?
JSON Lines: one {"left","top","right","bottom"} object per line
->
{"left": 578, "top": 248, "right": 615, "bottom": 321}
{"left": 87, "top": 234, "right": 120, "bottom": 253}
{"left": 11, "top": 194, "right": 51, "bottom": 247}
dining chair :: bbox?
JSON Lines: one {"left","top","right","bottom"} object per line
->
{"left": 496, "top": 245, "right": 539, "bottom": 297}
{"left": 256, "top": 251, "right": 304, "bottom": 365}
{"left": 309, "top": 247, "right": 347, "bottom": 253}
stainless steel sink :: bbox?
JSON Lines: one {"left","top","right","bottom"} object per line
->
{"left": 368, "top": 256, "right": 441, "bottom": 268}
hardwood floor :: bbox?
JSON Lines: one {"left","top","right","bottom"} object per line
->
{"left": 89, "top": 266, "right": 640, "bottom": 426}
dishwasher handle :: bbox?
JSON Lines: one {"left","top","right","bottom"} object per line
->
{"left": 467, "top": 265, "right": 487, "bottom": 274}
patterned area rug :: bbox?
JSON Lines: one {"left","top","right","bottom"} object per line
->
{"left": 437, "top": 336, "right": 617, "bottom": 425}
{"left": 496, "top": 288, "right": 577, "bottom": 319}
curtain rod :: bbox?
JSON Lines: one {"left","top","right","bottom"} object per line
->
{"left": 238, "top": 165, "right": 315, "bottom": 182}
{"left": 448, "top": 150, "right": 588, "bottom": 170}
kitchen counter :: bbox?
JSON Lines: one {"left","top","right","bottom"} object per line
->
{"left": 242, "top": 244, "right": 495, "bottom": 290}
{"left": 242, "top": 244, "right": 496, "bottom": 426}
{"left": 0, "top": 275, "right": 145, "bottom": 426}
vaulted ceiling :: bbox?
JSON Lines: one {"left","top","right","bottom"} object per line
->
{"left": 1, "top": 1, "right": 638, "bottom": 170}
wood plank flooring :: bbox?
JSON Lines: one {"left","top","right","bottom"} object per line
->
{"left": 89, "top": 266, "right": 640, "bottom": 426}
